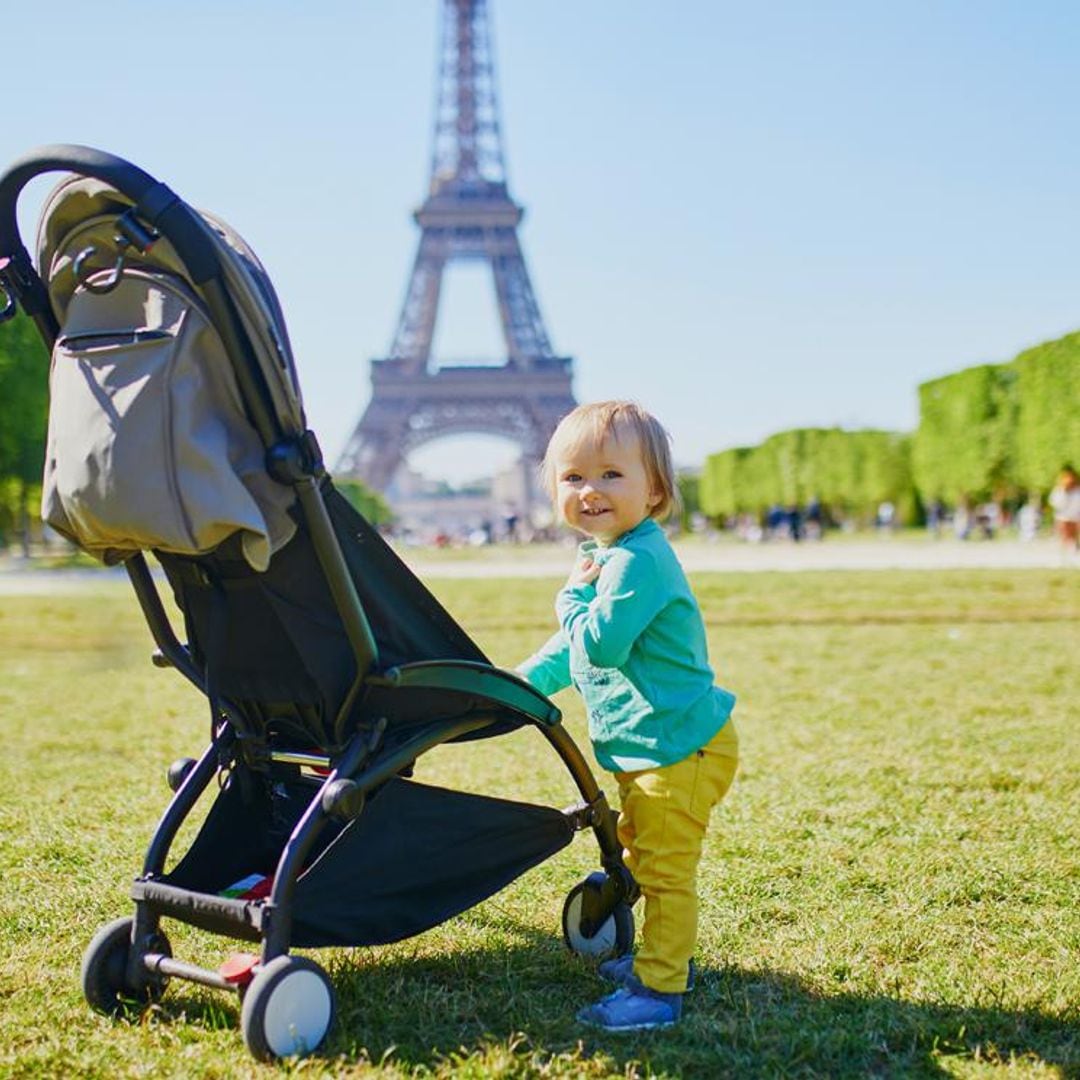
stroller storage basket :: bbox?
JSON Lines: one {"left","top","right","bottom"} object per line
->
{"left": 145, "top": 773, "right": 574, "bottom": 948}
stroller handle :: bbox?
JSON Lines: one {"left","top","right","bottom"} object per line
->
{"left": 0, "top": 144, "right": 158, "bottom": 222}
{"left": 0, "top": 143, "right": 279, "bottom": 444}
{"left": 0, "top": 144, "right": 219, "bottom": 284}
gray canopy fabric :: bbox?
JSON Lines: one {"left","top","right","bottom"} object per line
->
{"left": 36, "top": 177, "right": 301, "bottom": 569}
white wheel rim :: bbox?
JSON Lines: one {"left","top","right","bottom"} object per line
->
{"left": 565, "top": 891, "right": 618, "bottom": 957}
{"left": 262, "top": 969, "right": 332, "bottom": 1058}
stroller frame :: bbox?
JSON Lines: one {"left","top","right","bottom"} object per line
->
{"left": 0, "top": 146, "right": 637, "bottom": 1060}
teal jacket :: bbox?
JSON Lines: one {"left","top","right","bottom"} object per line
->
{"left": 518, "top": 517, "right": 735, "bottom": 772}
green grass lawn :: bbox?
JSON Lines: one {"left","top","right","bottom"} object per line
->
{"left": 0, "top": 569, "right": 1077, "bottom": 1078}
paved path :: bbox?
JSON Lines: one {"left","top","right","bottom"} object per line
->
{"left": 405, "top": 538, "right": 1071, "bottom": 578}
{"left": 0, "top": 539, "right": 1071, "bottom": 594}
{"left": 0, "top": 564, "right": 130, "bottom": 595}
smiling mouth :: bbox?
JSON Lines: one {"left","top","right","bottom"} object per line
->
{"left": 580, "top": 507, "right": 610, "bottom": 516}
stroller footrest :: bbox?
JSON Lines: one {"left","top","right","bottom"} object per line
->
{"left": 133, "top": 878, "right": 266, "bottom": 942}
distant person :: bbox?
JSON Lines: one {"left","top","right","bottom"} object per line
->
{"left": 788, "top": 504, "right": 804, "bottom": 542}
{"left": 1017, "top": 494, "right": 1042, "bottom": 542}
{"left": 736, "top": 512, "right": 762, "bottom": 543}
{"left": 805, "top": 497, "right": 823, "bottom": 540}
{"left": 975, "top": 501, "right": 999, "bottom": 540}
{"left": 926, "top": 498, "right": 944, "bottom": 538}
{"left": 766, "top": 503, "right": 785, "bottom": 540}
{"left": 953, "top": 501, "right": 972, "bottom": 540}
{"left": 1048, "top": 464, "right": 1080, "bottom": 557}
{"left": 516, "top": 401, "right": 738, "bottom": 1032}
{"left": 503, "top": 507, "right": 520, "bottom": 543}
{"left": 877, "top": 501, "right": 896, "bottom": 532}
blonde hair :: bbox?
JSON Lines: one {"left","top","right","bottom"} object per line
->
{"left": 540, "top": 400, "right": 678, "bottom": 521}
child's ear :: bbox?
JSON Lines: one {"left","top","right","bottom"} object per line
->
{"left": 648, "top": 489, "right": 663, "bottom": 510}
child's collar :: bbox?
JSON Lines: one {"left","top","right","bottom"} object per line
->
{"left": 577, "top": 517, "right": 659, "bottom": 560}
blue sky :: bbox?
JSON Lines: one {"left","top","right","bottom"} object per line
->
{"left": 7, "top": 1, "right": 1080, "bottom": 481}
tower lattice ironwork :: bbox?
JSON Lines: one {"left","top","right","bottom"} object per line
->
{"left": 336, "top": 0, "right": 576, "bottom": 495}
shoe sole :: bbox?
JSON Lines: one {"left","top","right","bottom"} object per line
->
{"left": 578, "top": 1016, "right": 677, "bottom": 1032}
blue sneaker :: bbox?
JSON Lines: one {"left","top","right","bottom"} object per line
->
{"left": 598, "top": 954, "right": 696, "bottom": 991}
{"left": 576, "top": 980, "right": 682, "bottom": 1032}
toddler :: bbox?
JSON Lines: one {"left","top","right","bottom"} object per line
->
{"left": 518, "top": 401, "right": 738, "bottom": 1031}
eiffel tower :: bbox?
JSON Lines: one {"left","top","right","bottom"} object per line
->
{"left": 336, "top": 0, "right": 576, "bottom": 504}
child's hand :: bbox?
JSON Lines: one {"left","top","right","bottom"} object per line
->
{"left": 567, "top": 556, "right": 601, "bottom": 588}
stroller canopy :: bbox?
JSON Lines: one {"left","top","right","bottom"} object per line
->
{"left": 31, "top": 163, "right": 495, "bottom": 735}
{"left": 36, "top": 175, "right": 308, "bottom": 570}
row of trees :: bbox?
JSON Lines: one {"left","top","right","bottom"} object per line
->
{"left": 700, "top": 330, "right": 1080, "bottom": 525}
{"left": 700, "top": 429, "right": 914, "bottom": 523}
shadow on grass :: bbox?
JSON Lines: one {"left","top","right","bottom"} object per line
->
{"left": 149, "top": 937, "right": 1078, "bottom": 1077}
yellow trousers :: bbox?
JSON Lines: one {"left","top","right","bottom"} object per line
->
{"left": 615, "top": 718, "right": 739, "bottom": 993}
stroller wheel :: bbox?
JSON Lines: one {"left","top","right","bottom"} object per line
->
{"left": 81, "top": 916, "right": 171, "bottom": 1014}
{"left": 562, "top": 872, "right": 635, "bottom": 959}
{"left": 240, "top": 954, "right": 335, "bottom": 1061}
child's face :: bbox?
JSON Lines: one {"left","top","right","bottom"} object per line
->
{"left": 551, "top": 430, "right": 662, "bottom": 544}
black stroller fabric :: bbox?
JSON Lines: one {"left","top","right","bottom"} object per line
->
{"left": 160, "top": 482, "right": 524, "bottom": 748}
{"left": 164, "top": 773, "right": 573, "bottom": 947}
{"left": 323, "top": 486, "right": 488, "bottom": 671}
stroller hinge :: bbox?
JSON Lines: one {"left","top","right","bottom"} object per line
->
{"left": 563, "top": 800, "right": 597, "bottom": 832}
{"left": 114, "top": 207, "right": 159, "bottom": 254}
{"left": 266, "top": 430, "right": 325, "bottom": 484}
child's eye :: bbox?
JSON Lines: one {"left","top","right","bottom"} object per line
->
{"left": 562, "top": 472, "right": 582, "bottom": 483}
{"left": 602, "top": 469, "right": 622, "bottom": 480}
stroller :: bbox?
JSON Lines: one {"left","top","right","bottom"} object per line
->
{"left": 0, "top": 145, "right": 637, "bottom": 1061}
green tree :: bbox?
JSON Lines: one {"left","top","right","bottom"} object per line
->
{"left": 912, "top": 364, "right": 1018, "bottom": 503}
{"left": 0, "top": 313, "right": 50, "bottom": 551}
{"left": 740, "top": 442, "right": 780, "bottom": 510}
{"left": 856, "top": 430, "right": 918, "bottom": 522}
{"left": 702, "top": 428, "right": 917, "bottom": 524}
{"left": 702, "top": 445, "right": 775, "bottom": 519}
{"left": 334, "top": 478, "right": 394, "bottom": 528}
{"left": 701, "top": 448, "right": 742, "bottom": 520}
{"left": 814, "top": 428, "right": 861, "bottom": 511}
{"left": 675, "top": 470, "right": 699, "bottom": 530}
{"left": 1013, "top": 332, "right": 1080, "bottom": 493}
